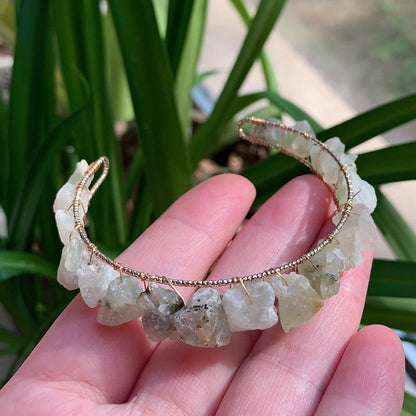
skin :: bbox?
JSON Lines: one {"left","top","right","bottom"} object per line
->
{"left": 0, "top": 174, "right": 405, "bottom": 415}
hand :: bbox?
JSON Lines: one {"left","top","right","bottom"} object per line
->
{"left": 0, "top": 174, "right": 405, "bottom": 415}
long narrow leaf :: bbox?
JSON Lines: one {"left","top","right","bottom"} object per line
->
{"left": 7, "top": 0, "right": 51, "bottom": 212}
{"left": 0, "top": 86, "right": 8, "bottom": 210}
{"left": 372, "top": 189, "right": 416, "bottom": 260}
{"left": 362, "top": 296, "right": 416, "bottom": 332}
{"left": 317, "top": 93, "right": 416, "bottom": 148}
{"left": 7, "top": 110, "right": 83, "bottom": 249}
{"left": 230, "top": 0, "right": 278, "bottom": 91}
{"left": 230, "top": 91, "right": 322, "bottom": 132}
{"left": 81, "top": 2, "right": 126, "bottom": 247}
{"left": 109, "top": 0, "right": 192, "bottom": 216}
{"left": 191, "top": 0, "right": 286, "bottom": 165}
{"left": 368, "top": 259, "right": 416, "bottom": 297}
{"left": 175, "top": 0, "right": 207, "bottom": 135}
{"left": 356, "top": 142, "right": 416, "bottom": 185}
{"left": 166, "top": 0, "right": 195, "bottom": 78}
{"left": 0, "top": 251, "right": 56, "bottom": 281}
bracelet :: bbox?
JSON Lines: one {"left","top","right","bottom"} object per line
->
{"left": 54, "top": 117, "right": 377, "bottom": 348}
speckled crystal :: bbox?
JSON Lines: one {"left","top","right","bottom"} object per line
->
{"left": 137, "top": 283, "right": 184, "bottom": 342}
{"left": 97, "top": 276, "right": 143, "bottom": 326}
{"left": 222, "top": 280, "right": 278, "bottom": 331}
{"left": 174, "top": 288, "right": 231, "bottom": 347}
{"left": 298, "top": 248, "right": 345, "bottom": 298}
{"left": 269, "top": 272, "right": 323, "bottom": 333}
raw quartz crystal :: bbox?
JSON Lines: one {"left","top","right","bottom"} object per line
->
{"left": 53, "top": 160, "right": 92, "bottom": 244}
{"left": 282, "top": 120, "right": 315, "bottom": 158}
{"left": 269, "top": 272, "right": 324, "bottom": 333}
{"left": 97, "top": 276, "right": 143, "bottom": 326}
{"left": 222, "top": 280, "right": 278, "bottom": 331}
{"left": 174, "top": 288, "right": 231, "bottom": 347}
{"left": 137, "top": 283, "right": 184, "bottom": 342}
{"left": 77, "top": 259, "right": 119, "bottom": 308}
{"left": 298, "top": 247, "right": 345, "bottom": 298}
{"left": 57, "top": 236, "right": 90, "bottom": 290}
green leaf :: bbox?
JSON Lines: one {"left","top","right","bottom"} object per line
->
{"left": 8, "top": 110, "right": 83, "bottom": 249}
{"left": 368, "top": 259, "right": 416, "bottom": 297}
{"left": 362, "top": 296, "right": 416, "bottom": 332}
{"left": 175, "top": 0, "right": 207, "bottom": 135}
{"left": 0, "top": 325, "right": 21, "bottom": 345}
{"left": 317, "top": 93, "right": 416, "bottom": 148}
{"left": 166, "top": 0, "right": 195, "bottom": 78}
{"left": 356, "top": 142, "right": 416, "bottom": 185}
{"left": 109, "top": 0, "right": 193, "bottom": 216}
{"left": 230, "top": 91, "right": 322, "bottom": 132}
{"left": 81, "top": 1, "right": 127, "bottom": 247}
{"left": 403, "top": 392, "right": 416, "bottom": 415}
{"left": 0, "top": 251, "right": 56, "bottom": 281}
{"left": 191, "top": 0, "right": 286, "bottom": 165}
{"left": 230, "top": 0, "right": 278, "bottom": 91}
{"left": 372, "top": 189, "right": 416, "bottom": 260}
{"left": 104, "top": 9, "right": 134, "bottom": 122}
{"left": 0, "top": 84, "right": 8, "bottom": 210}
{"left": 7, "top": 0, "right": 51, "bottom": 211}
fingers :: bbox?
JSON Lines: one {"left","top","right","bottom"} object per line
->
{"left": 125, "top": 175, "right": 333, "bottom": 415}
{"left": 4, "top": 174, "right": 255, "bottom": 406}
{"left": 315, "top": 325, "right": 405, "bottom": 416}
{"left": 216, "top": 251, "right": 374, "bottom": 416}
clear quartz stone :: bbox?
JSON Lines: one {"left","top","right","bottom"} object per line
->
{"left": 269, "top": 272, "right": 323, "bottom": 333}
{"left": 298, "top": 248, "right": 345, "bottom": 298}
{"left": 137, "top": 283, "right": 184, "bottom": 342}
{"left": 331, "top": 208, "right": 377, "bottom": 270}
{"left": 68, "top": 160, "right": 92, "bottom": 185}
{"left": 57, "top": 237, "right": 90, "bottom": 290}
{"left": 283, "top": 121, "right": 314, "bottom": 158}
{"left": 77, "top": 260, "right": 119, "bottom": 308}
{"left": 97, "top": 276, "right": 143, "bottom": 326}
{"left": 263, "top": 118, "right": 282, "bottom": 146}
{"left": 55, "top": 210, "right": 77, "bottom": 245}
{"left": 350, "top": 171, "right": 377, "bottom": 214}
{"left": 222, "top": 280, "right": 278, "bottom": 331}
{"left": 53, "top": 182, "right": 90, "bottom": 213}
{"left": 174, "top": 288, "right": 231, "bottom": 348}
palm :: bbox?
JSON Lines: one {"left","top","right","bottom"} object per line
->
{"left": 0, "top": 174, "right": 404, "bottom": 415}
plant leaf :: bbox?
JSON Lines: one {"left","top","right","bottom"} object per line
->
{"left": 230, "top": 0, "right": 278, "bottom": 91}
{"left": 109, "top": 0, "right": 193, "bottom": 217}
{"left": 362, "top": 296, "right": 416, "bottom": 332}
{"left": 356, "top": 142, "right": 416, "bottom": 185}
{"left": 317, "top": 93, "right": 416, "bottom": 148}
{"left": 368, "top": 259, "right": 416, "bottom": 298}
{"left": 372, "top": 189, "right": 416, "bottom": 260}
{"left": 190, "top": 0, "right": 286, "bottom": 165}
{"left": 0, "top": 251, "right": 56, "bottom": 281}
{"left": 8, "top": 110, "right": 83, "bottom": 249}
{"left": 7, "top": 0, "right": 51, "bottom": 212}
{"left": 166, "top": 0, "right": 195, "bottom": 78}
{"left": 403, "top": 392, "right": 416, "bottom": 415}
{"left": 230, "top": 91, "right": 322, "bottom": 132}
{"left": 175, "top": 0, "right": 207, "bottom": 135}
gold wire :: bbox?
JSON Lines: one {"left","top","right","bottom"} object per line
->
{"left": 70, "top": 119, "right": 355, "bottom": 289}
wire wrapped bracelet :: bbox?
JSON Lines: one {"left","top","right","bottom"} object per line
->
{"left": 53, "top": 117, "right": 377, "bottom": 348}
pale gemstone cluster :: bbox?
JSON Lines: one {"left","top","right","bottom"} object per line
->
{"left": 54, "top": 120, "right": 376, "bottom": 348}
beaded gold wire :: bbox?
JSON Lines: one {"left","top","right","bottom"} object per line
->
{"left": 70, "top": 117, "right": 354, "bottom": 289}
